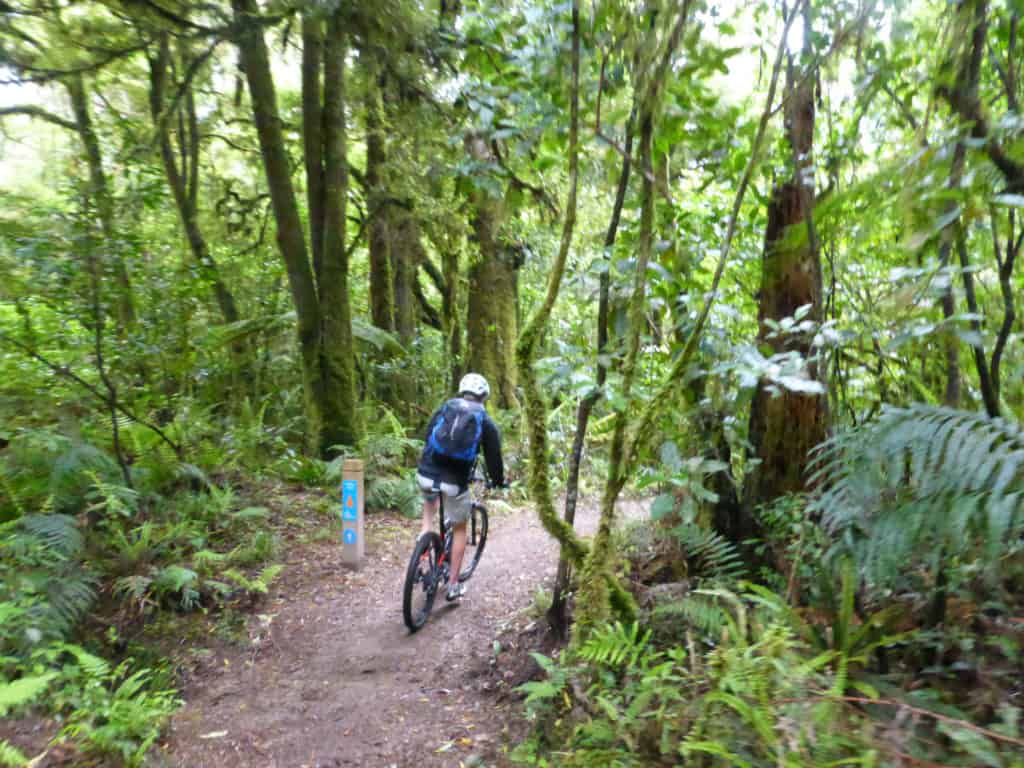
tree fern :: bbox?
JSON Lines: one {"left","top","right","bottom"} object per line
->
{"left": 809, "top": 405, "right": 1024, "bottom": 587}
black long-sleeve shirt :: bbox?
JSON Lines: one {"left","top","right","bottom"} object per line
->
{"left": 417, "top": 398, "right": 505, "bottom": 489}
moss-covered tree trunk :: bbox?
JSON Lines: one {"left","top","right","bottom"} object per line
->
{"left": 743, "top": 3, "right": 828, "bottom": 513}
{"left": 515, "top": 0, "right": 590, "bottom": 599}
{"left": 575, "top": 107, "right": 655, "bottom": 637}
{"left": 234, "top": 0, "right": 358, "bottom": 454}
{"left": 442, "top": 244, "right": 463, "bottom": 389}
{"left": 548, "top": 104, "right": 637, "bottom": 637}
{"left": 365, "top": 63, "right": 394, "bottom": 333}
{"left": 318, "top": 12, "right": 360, "bottom": 450}
{"left": 466, "top": 135, "right": 518, "bottom": 407}
{"left": 392, "top": 209, "right": 419, "bottom": 347}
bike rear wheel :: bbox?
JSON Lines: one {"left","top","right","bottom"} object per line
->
{"left": 458, "top": 503, "right": 488, "bottom": 582}
{"left": 403, "top": 532, "right": 442, "bottom": 632}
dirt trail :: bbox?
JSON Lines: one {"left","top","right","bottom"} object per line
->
{"left": 163, "top": 495, "right": 647, "bottom": 768}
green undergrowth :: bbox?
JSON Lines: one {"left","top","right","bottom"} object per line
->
{"left": 515, "top": 595, "right": 1024, "bottom": 767}
{"left": 0, "top": 397, "right": 449, "bottom": 765}
{"left": 515, "top": 414, "right": 1024, "bottom": 767}
{"left": 0, "top": 428, "right": 296, "bottom": 764}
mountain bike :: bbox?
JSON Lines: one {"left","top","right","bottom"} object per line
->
{"left": 402, "top": 475, "right": 490, "bottom": 632}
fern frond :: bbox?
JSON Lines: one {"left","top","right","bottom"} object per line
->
{"left": 19, "top": 514, "right": 82, "bottom": 556}
{"left": 366, "top": 476, "right": 420, "bottom": 518}
{"left": 578, "top": 622, "right": 653, "bottom": 668}
{"left": 47, "top": 441, "right": 119, "bottom": 513}
{"left": 809, "top": 405, "right": 1024, "bottom": 586}
{"left": 653, "top": 595, "right": 729, "bottom": 639}
{"left": 57, "top": 642, "right": 110, "bottom": 678}
{"left": 223, "top": 565, "right": 282, "bottom": 596}
{"left": 669, "top": 523, "right": 746, "bottom": 581}
{"left": 176, "top": 462, "right": 212, "bottom": 490}
{"left": 0, "top": 673, "right": 55, "bottom": 716}
{"left": 113, "top": 574, "right": 154, "bottom": 605}
{"left": 46, "top": 572, "right": 97, "bottom": 631}
{"left": 153, "top": 566, "right": 200, "bottom": 610}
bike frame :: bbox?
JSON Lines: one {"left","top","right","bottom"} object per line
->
{"left": 435, "top": 483, "right": 483, "bottom": 574}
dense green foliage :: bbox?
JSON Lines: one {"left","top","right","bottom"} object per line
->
{"left": 2, "top": 0, "right": 1024, "bottom": 763}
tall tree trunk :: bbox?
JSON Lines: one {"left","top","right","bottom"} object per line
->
{"left": 441, "top": 244, "right": 463, "bottom": 389}
{"left": 319, "top": 11, "right": 360, "bottom": 449}
{"left": 65, "top": 74, "right": 137, "bottom": 331}
{"left": 392, "top": 209, "right": 419, "bottom": 346}
{"left": 302, "top": 14, "right": 326, "bottom": 286}
{"left": 365, "top": 62, "right": 394, "bottom": 332}
{"left": 574, "top": 1, "right": 694, "bottom": 639}
{"left": 466, "top": 135, "right": 518, "bottom": 408}
{"left": 233, "top": 0, "right": 326, "bottom": 454}
{"left": 148, "top": 35, "right": 241, "bottom": 326}
{"left": 990, "top": 207, "right": 1020, "bottom": 407}
{"left": 743, "top": 1, "right": 829, "bottom": 514}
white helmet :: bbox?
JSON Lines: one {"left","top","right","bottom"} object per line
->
{"left": 458, "top": 372, "right": 490, "bottom": 400}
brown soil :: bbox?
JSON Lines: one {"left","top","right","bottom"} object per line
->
{"left": 155, "top": 493, "right": 632, "bottom": 768}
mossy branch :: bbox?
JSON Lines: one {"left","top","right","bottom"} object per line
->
{"left": 515, "top": 0, "right": 586, "bottom": 567}
{"left": 575, "top": 0, "right": 694, "bottom": 639}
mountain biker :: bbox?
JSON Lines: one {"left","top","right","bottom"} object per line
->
{"left": 417, "top": 372, "right": 505, "bottom": 601}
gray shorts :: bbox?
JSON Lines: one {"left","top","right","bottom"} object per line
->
{"left": 416, "top": 473, "right": 472, "bottom": 524}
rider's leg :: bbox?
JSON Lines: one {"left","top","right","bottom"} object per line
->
{"left": 421, "top": 495, "right": 439, "bottom": 538}
{"left": 448, "top": 520, "right": 468, "bottom": 580}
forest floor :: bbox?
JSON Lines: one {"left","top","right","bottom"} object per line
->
{"left": 151, "top": 486, "right": 647, "bottom": 768}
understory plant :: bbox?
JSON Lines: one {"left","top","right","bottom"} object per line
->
{"left": 516, "top": 584, "right": 1024, "bottom": 767}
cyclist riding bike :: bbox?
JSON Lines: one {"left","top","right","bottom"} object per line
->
{"left": 417, "top": 373, "right": 505, "bottom": 602}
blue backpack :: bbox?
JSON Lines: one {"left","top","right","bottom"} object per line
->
{"left": 428, "top": 399, "right": 484, "bottom": 462}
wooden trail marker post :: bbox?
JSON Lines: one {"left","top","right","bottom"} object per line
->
{"left": 341, "top": 459, "right": 365, "bottom": 568}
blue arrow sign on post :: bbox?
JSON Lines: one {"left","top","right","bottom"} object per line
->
{"left": 342, "top": 479, "right": 358, "bottom": 521}
{"left": 341, "top": 459, "right": 364, "bottom": 568}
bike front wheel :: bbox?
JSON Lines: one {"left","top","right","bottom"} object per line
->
{"left": 458, "top": 503, "right": 488, "bottom": 582}
{"left": 403, "top": 532, "right": 442, "bottom": 632}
